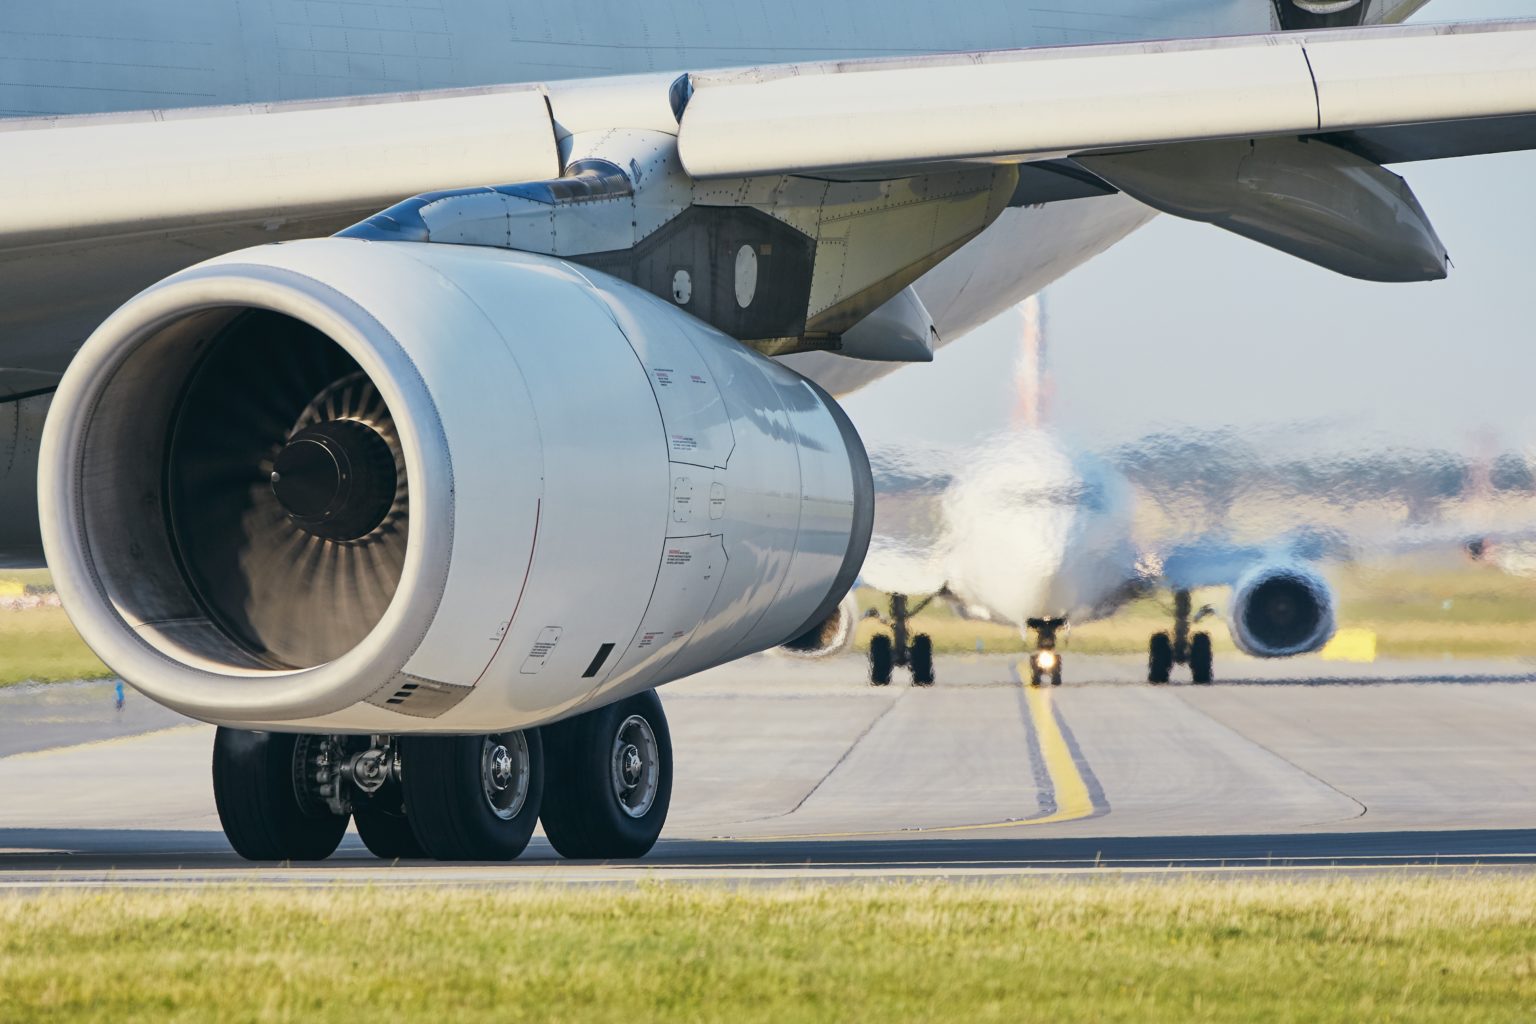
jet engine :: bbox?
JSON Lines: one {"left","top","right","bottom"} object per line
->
{"left": 1228, "top": 564, "right": 1336, "bottom": 658}
{"left": 778, "top": 591, "right": 861, "bottom": 657}
{"left": 40, "top": 239, "right": 871, "bottom": 734}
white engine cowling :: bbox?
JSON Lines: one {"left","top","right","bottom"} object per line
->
{"left": 40, "top": 239, "right": 871, "bottom": 732}
{"left": 777, "top": 591, "right": 860, "bottom": 658}
{"left": 1228, "top": 564, "right": 1336, "bottom": 658}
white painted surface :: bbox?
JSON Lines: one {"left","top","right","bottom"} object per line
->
{"left": 678, "top": 21, "right": 1536, "bottom": 177}
{"left": 0, "top": 89, "right": 559, "bottom": 246}
{"left": 40, "top": 239, "right": 868, "bottom": 733}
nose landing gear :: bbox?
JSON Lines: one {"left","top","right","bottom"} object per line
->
{"left": 1025, "top": 617, "right": 1067, "bottom": 686}
{"left": 1148, "top": 589, "right": 1214, "bottom": 684}
{"left": 867, "top": 592, "right": 935, "bottom": 687}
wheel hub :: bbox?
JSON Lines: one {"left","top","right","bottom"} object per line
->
{"left": 610, "top": 715, "right": 660, "bottom": 819}
{"left": 488, "top": 745, "right": 515, "bottom": 791}
{"left": 620, "top": 744, "right": 642, "bottom": 785}
{"left": 481, "top": 733, "right": 530, "bottom": 821}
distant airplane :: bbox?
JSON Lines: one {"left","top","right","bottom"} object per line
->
{"left": 790, "top": 299, "right": 1341, "bottom": 686}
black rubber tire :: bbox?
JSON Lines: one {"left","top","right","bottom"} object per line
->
{"left": 354, "top": 800, "right": 426, "bottom": 860}
{"left": 1027, "top": 655, "right": 1043, "bottom": 687}
{"left": 1190, "top": 631, "right": 1214, "bottom": 685}
{"left": 399, "top": 730, "right": 544, "bottom": 861}
{"left": 869, "top": 633, "right": 894, "bottom": 686}
{"left": 910, "top": 634, "right": 935, "bottom": 686}
{"left": 1050, "top": 663, "right": 1063, "bottom": 687}
{"left": 540, "top": 689, "right": 673, "bottom": 860}
{"left": 1148, "top": 632, "right": 1174, "bottom": 685}
{"left": 212, "top": 728, "right": 348, "bottom": 862}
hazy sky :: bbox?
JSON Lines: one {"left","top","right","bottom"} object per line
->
{"left": 844, "top": 0, "right": 1536, "bottom": 459}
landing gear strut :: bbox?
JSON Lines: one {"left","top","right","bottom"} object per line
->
{"left": 1025, "top": 617, "right": 1067, "bottom": 687}
{"left": 212, "top": 689, "right": 675, "bottom": 862}
{"left": 868, "top": 592, "right": 935, "bottom": 687}
{"left": 1147, "top": 589, "right": 1213, "bottom": 685}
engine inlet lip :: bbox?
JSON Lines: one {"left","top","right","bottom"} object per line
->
{"left": 39, "top": 262, "right": 454, "bottom": 723}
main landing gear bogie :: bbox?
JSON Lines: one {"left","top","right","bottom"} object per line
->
{"left": 867, "top": 593, "right": 936, "bottom": 687}
{"left": 1147, "top": 589, "right": 1214, "bottom": 685}
{"left": 211, "top": 688, "right": 674, "bottom": 863}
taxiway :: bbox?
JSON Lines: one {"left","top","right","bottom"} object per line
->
{"left": 0, "top": 654, "right": 1532, "bottom": 886}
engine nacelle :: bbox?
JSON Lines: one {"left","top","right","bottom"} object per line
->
{"left": 777, "top": 591, "right": 860, "bottom": 658}
{"left": 1228, "top": 564, "right": 1336, "bottom": 658}
{"left": 40, "top": 239, "right": 871, "bottom": 732}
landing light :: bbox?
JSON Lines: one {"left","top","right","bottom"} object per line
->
{"left": 1036, "top": 651, "right": 1057, "bottom": 670}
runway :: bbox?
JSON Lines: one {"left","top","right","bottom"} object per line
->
{"left": 1, "top": 653, "right": 1534, "bottom": 886}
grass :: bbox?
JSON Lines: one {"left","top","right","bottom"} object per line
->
{"left": 0, "top": 606, "right": 109, "bottom": 686}
{"left": 0, "top": 877, "right": 1532, "bottom": 1022}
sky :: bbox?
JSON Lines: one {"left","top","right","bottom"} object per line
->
{"left": 843, "top": 0, "right": 1536, "bottom": 461}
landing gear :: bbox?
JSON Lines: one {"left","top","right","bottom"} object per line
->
{"left": 1148, "top": 632, "right": 1173, "bottom": 684}
{"left": 398, "top": 730, "right": 544, "bottom": 860}
{"left": 1025, "top": 617, "right": 1067, "bottom": 687}
{"left": 540, "top": 689, "right": 673, "bottom": 859}
{"left": 1147, "top": 589, "right": 1214, "bottom": 685}
{"left": 870, "top": 633, "right": 894, "bottom": 686}
{"left": 212, "top": 693, "right": 674, "bottom": 862}
{"left": 868, "top": 592, "right": 936, "bottom": 686}
{"left": 351, "top": 744, "right": 423, "bottom": 859}
{"left": 353, "top": 803, "right": 423, "bottom": 860}
{"left": 212, "top": 728, "right": 350, "bottom": 861}
{"left": 212, "top": 727, "right": 541, "bottom": 862}
{"left": 1189, "top": 632, "right": 1214, "bottom": 685}
{"left": 910, "top": 634, "right": 935, "bottom": 687}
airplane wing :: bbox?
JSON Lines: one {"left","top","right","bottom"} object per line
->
{"left": 678, "top": 19, "right": 1536, "bottom": 282}
{"left": 4, "top": 17, "right": 1536, "bottom": 401}
{"left": 0, "top": 87, "right": 561, "bottom": 392}
{"left": 1156, "top": 530, "right": 1349, "bottom": 591}
{"left": 677, "top": 20, "right": 1536, "bottom": 176}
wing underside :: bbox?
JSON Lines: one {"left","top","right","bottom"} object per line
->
{"left": 2, "top": 18, "right": 1536, "bottom": 398}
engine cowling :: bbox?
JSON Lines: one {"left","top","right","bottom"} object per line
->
{"left": 1228, "top": 564, "right": 1336, "bottom": 658}
{"left": 40, "top": 239, "right": 871, "bottom": 732}
{"left": 778, "top": 591, "right": 861, "bottom": 658}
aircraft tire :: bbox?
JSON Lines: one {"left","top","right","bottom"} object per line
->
{"left": 399, "top": 730, "right": 544, "bottom": 861}
{"left": 212, "top": 728, "right": 349, "bottom": 862}
{"left": 540, "top": 690, "right": 673, "bottom": 860}
{"left": 1189, "top": 632, "right": 1214, "bottom": 685}
{"left": 1148, "top": 633, "right": 1173, "bottom": 685}
{"left": 354, "top": 803, "right": 426, "bottom": 860}
{"left": 910, "top": 634, "right": 935, "bottom": 686}
{"left": 1050, "top": 663, "right": 1063, "bottom": 687}
{"left": 870, "top": 634, "right": 894, "bottom": 686}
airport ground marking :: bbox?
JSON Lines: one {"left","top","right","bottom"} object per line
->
{"left": 0, "top": 723, "right": 206, "bottom": 763}
{"left": 712, "top": 664, "right": 1103, "bottom": 840}
{"left": 1017, "top": 684, "right": 1095, "bottom": 825}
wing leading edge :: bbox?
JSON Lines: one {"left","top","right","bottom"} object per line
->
{"left": 676, "top": 19, "right": 1536, "bottom": 177}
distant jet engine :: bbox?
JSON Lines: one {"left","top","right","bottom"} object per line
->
{"left": 1228, "top": 564, "right": 1336, "bottom": 658}
{"left": 778, "top": 591, "right": 861, "bottom": 657}
{"left": 40, "top": 239, "right": 871, "bottom": 734}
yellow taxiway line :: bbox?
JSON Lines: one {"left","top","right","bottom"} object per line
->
{"left": 1017, "top": 683, "right": 1095, "bottom": 825}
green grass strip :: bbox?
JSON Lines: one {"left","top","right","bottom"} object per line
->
{"left": 1, "top": 876, "right": 1532, "bottom": 1022}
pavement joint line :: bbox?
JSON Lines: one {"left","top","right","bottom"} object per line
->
{"left": 0, "top": 723, "right": 207, "bottom": 763}
{"left": 1170, "top": 689, "right": 1369, "bottom": 823}
{"left": 705, "top": 662, "right": 1103, "bottom": 840}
